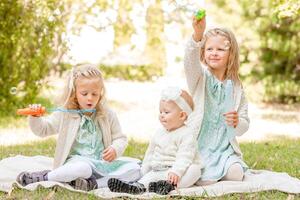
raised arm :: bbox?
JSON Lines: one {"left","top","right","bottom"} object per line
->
{"left": 184, "top": 17, "right": 206, "bottom": 96}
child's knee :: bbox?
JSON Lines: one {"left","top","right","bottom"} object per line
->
{"left": 75, "top": 162, "right": 93, "bottom": 178}
{"left": 223, "top": 163, "right": 244, "bottom": 181}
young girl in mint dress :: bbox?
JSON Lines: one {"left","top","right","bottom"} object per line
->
{"left": 184, "top": 16, "right": 249, "bottom": 185}
{"left": 16, "top": 65, "right": 141, "bottom": 191}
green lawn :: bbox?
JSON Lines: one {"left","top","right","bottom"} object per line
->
{"left": 0, "top": 138, "right": 299, "bottom": 199}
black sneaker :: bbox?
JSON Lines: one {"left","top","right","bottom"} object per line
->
{"left": 71, "top": 175, "right": 98, "bottom": 191}
{"left": 148, "top": 180, "right": 175, "bottom": 195}
{"left": 108, "top": 178, "right": 146, "bottom": 194}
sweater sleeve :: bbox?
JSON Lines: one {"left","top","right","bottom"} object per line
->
{"left": 141, "top": 132, "right": 157, "bottom": 175}
{"left": 108, "top": 110, "right": 128, "bottom": 157}
{"left": 184, "top": 108, "right": 202, "bottom": 136}
{"left": 235, "top": 89, "right": 250, "bottom": 136}
{"left": 168, "top": 130, "right": 198, "bottom": 178}
{"left": 28, "top": 111, "right": 62, "bottom": 137}
{"left": 184, "top": 37, "right": 205, "bottom": 96}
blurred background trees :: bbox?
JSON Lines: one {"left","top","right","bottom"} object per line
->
{"left": 212, "top": 0, "right": 300, "bottom": 103}
{"left": 0, "top": 0, "right": 299, "bottom": 116}
{"left": 0, "top": 0, "right": 66, "bottom": 115}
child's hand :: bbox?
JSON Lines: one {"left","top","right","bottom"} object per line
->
{"left": 192, "top": 16, "right": 206, "bottom": 42}
{"left": 102, "top": 146, "right": 116, "bottom": 162}
{"left": 223, "top": 111, "right": 239, "bottom": 128}
{"left": 168, "top": 172, "right": 179, "bottom": 186}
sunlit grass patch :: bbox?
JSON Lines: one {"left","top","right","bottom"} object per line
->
{"left": 241, "top": 136, "right": 300, "bottom": 178}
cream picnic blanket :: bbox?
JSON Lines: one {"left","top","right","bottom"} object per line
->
{"left": 0, "top": 155, "right": 299, "bottom": 198}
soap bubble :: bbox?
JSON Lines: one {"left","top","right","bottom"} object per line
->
{"left": 10, "top": 87, "right": 17, "bottom": 95}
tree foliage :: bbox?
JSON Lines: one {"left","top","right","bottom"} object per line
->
{"left": 0, "top": 0, "right": 66, "bottom": 114}
{"left": 253, "top": 0, "right": 300, "bottom": 103}
{"left": 212, "top": 0, "right": 300, "bottom": 103}
{"left": 113, "top": 0, "right": 135, "bottom": 47}
{"left": 0, "top": 0, "right": 169, "bottom": 116}
{"left": 144, "top": 0, "right": 166, "bottom": 74}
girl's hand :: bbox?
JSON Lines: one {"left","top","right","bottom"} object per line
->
{"left": 168, "top": 172, "right": 179, "bottom": 186}
{"left": 102, "top": 146, "right": 116, "bottom": 162}
{"left": 192, "top": 16, "right": 206, "bottom": 42}
{"left": 223, "top": 111, "right": 239, "bottom": 128}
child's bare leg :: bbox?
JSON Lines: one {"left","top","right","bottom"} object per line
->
{"left": 221, "top": 163, "right": 244, "bottom": 181}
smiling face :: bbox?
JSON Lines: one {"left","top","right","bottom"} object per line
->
{"left": 204, "top": 35, "right": 230, "bottom": 77}
{"left": 75, "top": 77, "right": 102, "bottom": 111}
{"left": 159, "top": 100, "right": 186, "bottom": 132}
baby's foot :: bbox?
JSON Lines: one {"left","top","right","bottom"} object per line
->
{"left": 148, "top": 180, "right": 175, "bottom": 195}
{"left": 108, "top": 178, "right": 146, "bottom": 194}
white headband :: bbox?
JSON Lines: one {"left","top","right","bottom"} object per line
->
{"left": 161, "top": 87, "right": 193, "bottom": 115}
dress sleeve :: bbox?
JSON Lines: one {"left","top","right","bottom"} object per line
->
{"left": 29, "top": 111, "right": 62, "bottom": 137}
{"left": 108, "top": 110, "right": 128, "bottom": 157}
{"left": 184, "top": 37, "right": 205, "bottom": 96}
{"left": 235, "top": 89, "right": 250, "bottom": 136}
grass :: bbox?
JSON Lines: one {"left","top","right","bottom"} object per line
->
{"left": 0, "top": 138, "right": 299, "bottom": 199}
{"left": 241, "top": 136, "right": 300, "bottom": 178}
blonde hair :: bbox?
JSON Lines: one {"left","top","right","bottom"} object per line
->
{"left": 180, "top": 90, "right": 194, "bottom": 111}
{"left": 60, "top": 64, "right": 106, "bottom": 117}
{"left": 200, "top": 28, "right": 240, "bottom": 83}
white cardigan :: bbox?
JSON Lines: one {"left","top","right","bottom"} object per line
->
{"left": 28, "top": 106, "right": 127, "bottom": 169}
{"left": 184, "top": 37, "right": 250, "bottom": 157}
{"left": 141, "top": 125, "right": 201, "bottom": 178}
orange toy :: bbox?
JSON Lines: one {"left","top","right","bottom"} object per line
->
{"left": 17, "top": 107, "right": 46, "bottom": 116}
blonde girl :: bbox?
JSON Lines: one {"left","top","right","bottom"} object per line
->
{"left": 184, "top": 17, "right": 249, "bottom": 185}
{"left": 16, "top": 64, "right": 141, "bottom": 191}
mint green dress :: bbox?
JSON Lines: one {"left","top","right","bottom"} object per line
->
{"left": 65, "top": 114, "right": 128, "bottom": 177}
{"left": 198, "top": 70, "right": 248, "bottom": 181}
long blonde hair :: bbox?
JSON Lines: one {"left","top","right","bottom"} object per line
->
{"left": 60, "top": 64, "right": 106, "bottom": 117}
{"left": 200, "top": 28, "right": 240, "bottom": 83}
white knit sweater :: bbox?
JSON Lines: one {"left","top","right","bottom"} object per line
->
{"left": 141, "top": 124, "right": 201, "bottom": 178}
